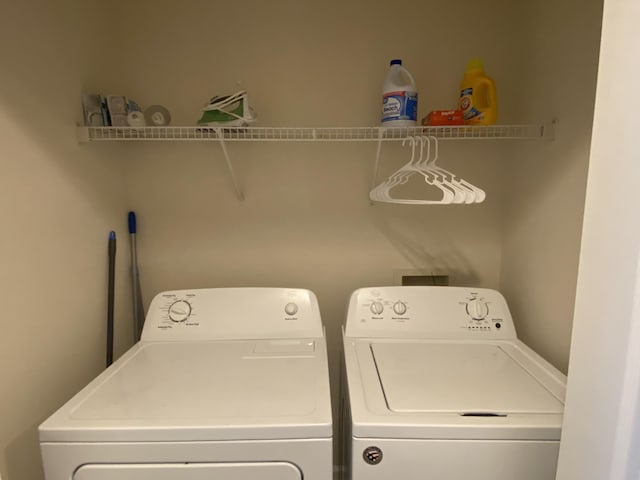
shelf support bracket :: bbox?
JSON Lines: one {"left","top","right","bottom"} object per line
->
{"left": 545, "top": 118, "right": 558, "bottom": 141}
{"left": 369, "top": 130, "right": 385, "bottom": 205}
{"left": 216, "top": 129, "right": 245, "bottom": 201}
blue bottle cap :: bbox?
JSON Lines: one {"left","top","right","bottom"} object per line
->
{"left": 390, "top": 59, "right": 402, "bottom": 66}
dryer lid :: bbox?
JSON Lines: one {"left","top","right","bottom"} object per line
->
{"left": 40, "top": 339, "right": 332, "bottom": 442}
{"left": 372, "top": 342, "right": 564, "bottom": 415}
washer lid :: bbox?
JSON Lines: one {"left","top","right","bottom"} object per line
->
{"left": 372, "top": 342, "right": 563, "bottom": 415}
{"left": 40, "top": 339, "right": 332, "bottom": 442}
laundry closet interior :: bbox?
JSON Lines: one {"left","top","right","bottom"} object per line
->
{"left": 0, "top": 0, "right": 606, "bottom": 479}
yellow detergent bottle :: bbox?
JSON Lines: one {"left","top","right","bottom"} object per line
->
{"left": 457, "top": 59, "right": 497, "bottom": 125}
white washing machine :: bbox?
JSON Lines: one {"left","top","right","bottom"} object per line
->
{"left": 342, "top": 286, "right": 566, "bottom": 480}
{"left": 40, "top": 288, "right": 332, "bottom": 480}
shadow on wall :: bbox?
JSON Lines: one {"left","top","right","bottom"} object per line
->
{"left": 371, "top": 215, "right": 481, "bottom": 286}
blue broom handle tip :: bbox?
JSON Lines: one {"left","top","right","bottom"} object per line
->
{"left": 128, "top": 212, "right": 137, "bottom": 234}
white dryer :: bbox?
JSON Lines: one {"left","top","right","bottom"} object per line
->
{"left": 342, "top": 286, "right": 566, "bottom": 480}
{"left": 40, "top": 288, "right": 332, "bottom": 480}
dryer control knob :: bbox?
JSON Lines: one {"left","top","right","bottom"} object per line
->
{"left": 370, "top": 301, "right": 384, "bottom": 315}
{"left": 466, "top": 298, "right": 489, "bottom": 321}
{"left": 168, "top": 300, "right": 192, "bottom": 322}
{"left": 392, "top": 301, "right": 407, "bottom": 315}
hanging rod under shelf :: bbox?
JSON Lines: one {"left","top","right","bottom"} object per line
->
{"left": 77, "top": 124, "right": 551, "bottom": 142}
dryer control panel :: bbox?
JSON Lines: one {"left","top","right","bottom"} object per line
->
{"left": 344, "top": 286, "right": 517, "bottom": 340}
{"left": 141, "top": 288, "right": 323, "bottom": 341}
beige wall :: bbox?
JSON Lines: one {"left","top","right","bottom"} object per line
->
{"left": 0, "top": 2, "right": 130, "bottom": 479}
{"left": 499, "top": 0, "right": 603, "bottom": 373}
{"left": 0, "top": 0, "right": 604, "bottom": 478}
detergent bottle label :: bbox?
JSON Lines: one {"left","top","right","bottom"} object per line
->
{"left": 459, "top": 87, "right": 485, "bottom": 123}
{"left": 382, "top": 91, "right": 418, "bottom": 123}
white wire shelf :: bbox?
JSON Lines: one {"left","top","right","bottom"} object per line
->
{"left": 77, "top": 124, "right": 551, "bottom": 142}
{"left": 76, "top": 122, "right": 555, "bottom": 202}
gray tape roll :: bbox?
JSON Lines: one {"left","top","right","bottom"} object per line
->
{"left": 127, "top": 111, "right": 146, "bottom": 127}
{"left": 144, "top": 105, "right": 172, "bottom": 126}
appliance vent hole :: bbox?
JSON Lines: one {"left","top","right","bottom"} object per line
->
{"left": 401, "top": 274, "right": 449, "bottom": 286}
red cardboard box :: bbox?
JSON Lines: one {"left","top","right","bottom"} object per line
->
{"left": 422, "top": 109, "right": 465, "bottom": 126}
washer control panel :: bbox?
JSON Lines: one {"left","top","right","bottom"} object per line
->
{"left": 141, "top": 288, "right": 323, "bottom": 341}
{"left": 344, "top": 286, "right": 517, "bottom": 339}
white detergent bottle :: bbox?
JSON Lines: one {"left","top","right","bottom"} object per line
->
{"left": 381, "top": 59, "right": 418, "bottom": 127}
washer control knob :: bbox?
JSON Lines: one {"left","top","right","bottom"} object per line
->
{"left": 284, "top": 302, "right": 298, "bottom": 316}
{"left": 370, "top": 301, "right": 384, "bottom": 315}
{"left": 466, "top": 298, "right": 489, "bottom": 321}
{"left": 392, "top": 301, "right": 407, "bottom": 315}
{"left": 168, "top": 300, "right": 192, "bottom": 322}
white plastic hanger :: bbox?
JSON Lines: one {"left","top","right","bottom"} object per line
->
{"left": 419, "top": 136, "right": 473, "bottom": 203}
{"left": 370, "top": 137, "right": 414, "bottom": 202}
{"left": 425, "top": 135, "right": 486, "bottom": 203}
{"left": 369, "top": 135, "right": 487, "bottom": 205}
{"left": 416, "top": 136, "right": 468, "bottom": 204}
{"left": 370, "top": 137, "right": 455, "bottom": 204}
